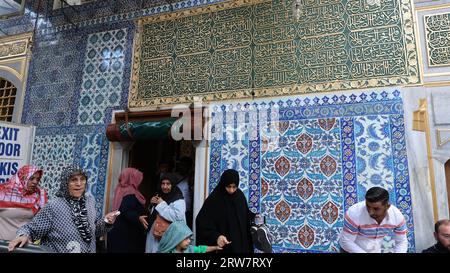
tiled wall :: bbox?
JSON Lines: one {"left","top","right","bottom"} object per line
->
{"left": 129, "top": 0, "right": 421, "bottom": 107}
{"left": 0, "top": 0, "right": 421, "bottom": 246}
{"left": 22, "top": 20, "right": 134, "bottom": 214}
{"left": 0, "top": 0, "right": 233, "bottom": 218}
{"left": 415, "top": 4, "right": 450, "bottom": 84}
{"left": 0, "top": 0, "right": 229, "bottom": 216}
{"left": 209, "top": 89, "right": 415, "bottom": 252}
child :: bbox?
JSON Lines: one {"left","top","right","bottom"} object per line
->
{"left": 157, "top": 221, "right": 224, "bottom": 253}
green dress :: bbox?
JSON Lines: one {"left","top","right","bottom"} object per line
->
{"left": 170, "top": 245, "right": 207, "bottom": 253}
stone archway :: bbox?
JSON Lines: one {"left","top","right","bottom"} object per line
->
{"left": 0, "top": 33, "right": 32, "bottom": 123}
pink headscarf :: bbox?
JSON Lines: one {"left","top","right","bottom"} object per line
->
{"left": 0, "top": 165, "right": 47, "bottom": 215}
{"left": 112, "top": 168, "right": 145, "bottom": 211}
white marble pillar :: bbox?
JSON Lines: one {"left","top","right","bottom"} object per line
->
{"left": 192, "top": 139, "right": 209, "bottom": 240}
{"left": 402, "top": 86, "right": 436, "bottom": 251}
{"left": 433, "top": 153, "right": 450, "bottom": 218}
{"left": 402, "top": 86, "right": 450, "bottom": 251}
{"left": 103, "top": 141, "right": 132, "bottom": 213}
{"left": 192, "top": 106, "right": 213, "bottom": 240}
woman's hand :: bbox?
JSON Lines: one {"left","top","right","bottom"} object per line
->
{"left": 139, "top": 215, "right": 148, "bottom": 229}
{"left": 206, "top": 245, "right": 223, "bottom": 252}
{"left": 104, "top": 210, "right": 120, "bottom": 224}
{"left": 217, "top": 235, "right": 231, "bottom": 248}
{"left": 8, "top": 236, "right": 29, "bottom": 252}
{"left": 150, "top": 196, "right": 163, "bottom": 205}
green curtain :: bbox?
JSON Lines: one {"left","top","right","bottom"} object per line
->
{"left": 118, "top": 118, "right": 177, "bottom": 140}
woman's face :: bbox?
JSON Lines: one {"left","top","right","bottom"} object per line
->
{"left": 26, "top": 172, "right": 42, "bottom": 193}
{"left": 225, "top": 183, "right": 238, "bottom": 195}
{"left": 161, "top": 179, "right": 172, "bottom": 194}
{"left": 68, "top": 174, "right": 87, "bottom": 198}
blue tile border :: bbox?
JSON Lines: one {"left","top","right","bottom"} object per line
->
{"left": 390, "top": 114, "right": 415, "bottom": 252}
{"left": 341, "top": 117, "right": 357, "bottom": 212}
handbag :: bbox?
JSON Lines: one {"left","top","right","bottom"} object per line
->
{"left": 153, "top": 214, "right": 171, "bottom": 239}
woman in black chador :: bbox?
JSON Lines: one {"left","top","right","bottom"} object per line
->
{"left": 195, "top": 169, "right": 254, "bottom": 253}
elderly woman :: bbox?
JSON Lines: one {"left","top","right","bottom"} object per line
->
{"left": 0, "top": 165, "right": 47, "bottom": 240}
{"left": 139, "top": 173, "right": 185, "bottom": 253}
{"left": 7, "top": 166, "right": 119, "bottom": 253}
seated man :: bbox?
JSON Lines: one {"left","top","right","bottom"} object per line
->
{"left": 339, "top": 187, "right": 408, "bottom": 253}
{"left": 422, "top": 219, "right": 450, "bottom": 253}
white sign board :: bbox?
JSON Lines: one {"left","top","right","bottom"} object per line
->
{"left": 0, "top": 121, "right": 35, "bottom": 184}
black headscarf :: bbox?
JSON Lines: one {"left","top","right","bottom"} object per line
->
{"left": 56, "top": 165, "right": 92, "bottom": 243}
{"left": 147, "top": 173, "right": 184, "bottom": 230}
{"left": 195, "top": 169, "right": 254, "bottom": 253}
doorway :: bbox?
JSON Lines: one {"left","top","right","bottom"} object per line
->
{"left": 128, "top": 139, "right": 195, "bottom": 227}
{"left": 445, "top": 159, "right": 450, "bottom": 215}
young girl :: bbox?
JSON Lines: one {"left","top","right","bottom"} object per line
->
{"left": 157, "top": 221, "right": 224, "bottom": 253}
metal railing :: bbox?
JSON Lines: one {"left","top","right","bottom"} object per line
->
{"left": 0, "top": 239, "right": 53, "bottom": 253}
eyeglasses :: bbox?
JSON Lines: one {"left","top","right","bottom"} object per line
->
{"left": 69, "top": 179, "right": 86, "bottom": 185}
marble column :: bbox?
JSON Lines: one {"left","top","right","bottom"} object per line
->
{"left": 402, "top": 86, "right": 450, "bottom": 251}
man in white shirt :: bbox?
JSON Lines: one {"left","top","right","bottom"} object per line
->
{"left": 339, "top": 186, "right": 408, "bottom": 253}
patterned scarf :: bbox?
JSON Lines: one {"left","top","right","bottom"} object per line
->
{"left": 67, "top": 196, "right": 92, "bottom": 243}
{"left": 56, "top": 165, "right": 92, "bottom": 243}
{"left": 0, "top": 165, "right": 47, "bottom": 214}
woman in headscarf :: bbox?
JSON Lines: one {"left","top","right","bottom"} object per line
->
{"left": 107, "top": 168, "right": 146, "bottom": 253}
{"left": 138, "top": 173, "right": 185, "bottom": 253}
{"left": 0, "top": 165, "right": 47, "bottom": 240}
{"left": 7, "top": 165, "right": 120, "bottom": 253}
{"left": 195, "top": 169, "right": 254, "bottom": 253}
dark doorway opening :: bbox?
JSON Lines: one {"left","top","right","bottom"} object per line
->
{"left": 445, "top": 160, "right": 450, "bottom": 214}
{"left": 109, "top": 108, "right": 203, "bottom": 229}
{"left": 128, "top": 139, "right": 195, "bottom": 227}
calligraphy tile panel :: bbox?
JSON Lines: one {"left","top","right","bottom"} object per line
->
{"left": 208, "top": 89, "right": 415, "bottom": 252}
{"left": 130, "top": 0, "right": 420, "bottom": 108}
{"left": 424, "top": 12, "right": 450, "bottom": 67}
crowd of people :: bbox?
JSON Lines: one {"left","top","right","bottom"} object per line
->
{"left": 0, "top": 161, "right": 449, "bottom": 254}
